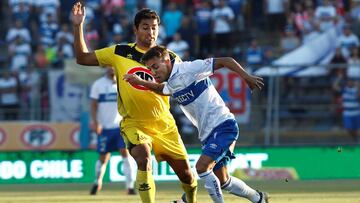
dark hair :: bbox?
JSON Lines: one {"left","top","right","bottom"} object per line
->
{"left": 134, "top": 8, "right": 160, "bottom": 28}
{"left": 141, "top": 45, "right": 168, "bottom": 63}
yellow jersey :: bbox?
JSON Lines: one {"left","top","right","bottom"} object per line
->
{"left": 95, "top": 43, "right": 178, "bottom": 121}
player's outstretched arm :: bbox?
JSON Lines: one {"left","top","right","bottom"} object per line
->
{"left": 213, "top": 57, "right": 264, "bottom": 91}
{"left": 123, "top": 74, "right": 169, "bottom": 95}
{"left": 72, "top": 2, "right": 99, "bottom": 66}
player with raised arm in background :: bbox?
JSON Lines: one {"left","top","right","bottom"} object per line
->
{"left": 71, "top": 2, "right": 197, "bottom": 203}
{"left": 89, "top": 67, "right": 136, "bottom": 195}
{"left": 124, "top": 46, "right": 269, "bottom": 203}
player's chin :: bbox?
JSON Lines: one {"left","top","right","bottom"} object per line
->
{"left": 146, "top": 39, "right": 156, "bottom": 45}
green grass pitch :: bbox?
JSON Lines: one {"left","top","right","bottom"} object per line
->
{"left": 0, "top": 179, "right": 359, "bottom": 203}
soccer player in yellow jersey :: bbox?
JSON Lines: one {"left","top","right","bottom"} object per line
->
{"left": 71, "top": 2, "right": 197, "bottom": 203}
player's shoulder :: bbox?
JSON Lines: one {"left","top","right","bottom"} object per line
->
{"left": 166, "top": 48, "right": 181, "bottom": 62}
{"left": 92, "top": 76, "right": 106, "bottom": 87}
{"left": 114, "top": 43, "right": 143, "bottom": 63}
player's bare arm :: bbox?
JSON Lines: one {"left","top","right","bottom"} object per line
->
{"left": 213, "top": 57, "right": 264, "bottom": 91}
{"left": 123, "top": 74, "right": 169, "bottom": 95}
{"left": 90, "top": 99, "right": 102, "bottom": 135}
{"left": 72, "top": 2, "right": 99, "bottom": 66}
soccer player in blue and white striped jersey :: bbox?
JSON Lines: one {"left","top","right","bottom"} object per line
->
{"left": 124, "top": 46, "right": 268, "bottom": 203}
{"left": 89, "top": 67, "right": 136, "bottom": 195}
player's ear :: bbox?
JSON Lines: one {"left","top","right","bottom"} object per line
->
{"left": 133, "top": 25, "right": 137, "bottom": 35}
{"left": 165, "top": 58, "right": 171, "bottom": 65}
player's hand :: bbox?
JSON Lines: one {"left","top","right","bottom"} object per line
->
{"left": 71, "top": 2, "right": 86, "bottom": 26}
{"left": 123, "top": 74, "right": 144, "bottom": 85}
{"left": 244, "top": 74, "right": 264, "bottom": 91}
{"left": 92, "top": 123, "right": 102, "bottom": 135}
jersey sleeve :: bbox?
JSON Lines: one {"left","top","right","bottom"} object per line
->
{"left": 94, "top": 45, "right": 116, "bottom": 67}
{"left": 163, "top": 82, "right": 172, "bottom": 95}
{"left": 89, "top": 81, "right": 99, "bottom": 100}
{"left": 184, "top": 58, "right": 214, "bottom": 80}
{"left": 168, "top": 49, "right": 182, "bottom": 62}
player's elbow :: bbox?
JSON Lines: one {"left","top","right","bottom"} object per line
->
{"left": 76, "top": 58, "right": 88, "bottom": 66}
{"left": 223, "top": 57, "right": 235, "bottom": 63}
{"left": 75, "top": 53, "right": 99, "bottom": 66}
{"left": 214, "top": 57, "right": 235, "bottom": 70}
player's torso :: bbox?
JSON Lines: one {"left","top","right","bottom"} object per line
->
{"left": 112, "top": 44, "right": 171, "bottom": 120}
{"left": 168, "top": 71, "right": 234, "bottom": 141}
{"left": 95, "top": 77, "right": 121, "bottom": 128}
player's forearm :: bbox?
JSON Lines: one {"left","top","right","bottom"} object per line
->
{"left": 73, "top": 24, "right": 91, "bottom": 64}
{"left": 90, "top": 100, "right": 98, "bottom": 125}
{"left": 215, "top": 57, "right": 250, "bottom": 79}
{"left": 139, "top": 80, "right": 167, "bottom": 95}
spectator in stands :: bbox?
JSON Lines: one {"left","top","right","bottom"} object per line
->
{"left": 330, "top": 47, "right": 347, "bottom": 76}
{"left": 34, "top": 45, "right": 50, "bottom": 69}
{"left": 39, "top": 13, "right": 59, "bottom": 48}
{"left": 177, "top": 16, "right": 196, "bottom": 56}
{"left": 315, "top": 0, "right": 337, "bottom": 31}
{"left": 194, "top": 0, "right": 213, "bottom": 58}
{"left": 56, "top": 24, "right": 74, "bottom": 45}
{"left": 12, "top": 2, "right": 31, "bottom": 25}
{"left": 263, "top": 46, "right": 275, "bottom": 65}
{"left": 280, "top": 26, "right": 301, "bottom": 53}
{"left": 350, "top": 0, "right": 360, "bottom": 22}
{"left": 0, "top": 70, "right": 20, "bottom": 120}
{"left": 104, "top": 6, "right": 127, "bottom": 42}
{"left": 102, "top": 0, "right": 125, "bottom": 17}
{"left": 333, "top": 74, "right": 360, "bottom": 143}
{"left": 19, "top": 65, "right": 40, "bottom": 120}
{"left": 6, "top": 20, "right": 31, "bottom": 43}
{"left": 334, "top": 0, "right": 346, "bottom": 17}
{"left": 347, "top": 47, "right": 360, "bottom": 80}
{"left": 292, "top": 2, "right": 306, "bottom": 33}
{"left": 8, "top": 35, "right": 31, "bottom": 71}
{"left": 84, "top": 22, "right": 100, "bottom": 51}
{"left": 35, "top": 0, "right": 60, "bottom": 24}
{"left": 8, "top": 0, "right": 32, "bottom": 14}
{"left": 264, "top": 0, "right": 289, "bottom": 31}
{"left": 54, "top": 36, "right": 74, "bottom": 68}
{"left": 162, "top": 2, "right": 183, "bottom": 43}
{"left": 167, "top": 33, "right": 189, "bottom": 60}
{"left": 246, "top": 38, "right": 263, "bottom": 68}
{"left": 302, "top": 5, "right": 317, "bottom": 34}
{"left": 44, "top": 46, "right": 57, "bottom": 67}
{"left": 212, "top": 0, "right": 235, "bottom": 56}
{"left": 228, "top": 0, "right": 246, "bottom": 32}
{"left": 337, "top": 24, "right": 360, "bottom": 59}
{"left": 331, "top": 69, "right": 346, "bottom": 128}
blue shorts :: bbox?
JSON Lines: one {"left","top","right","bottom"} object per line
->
{"left": 201, "top": 119, "right": 239, "bottom": 171}
{"left": 343, "top": 114, "right": 360, "bottom": 130}
{"left": 97, "top": 128, "right": 126, "bottom": 154}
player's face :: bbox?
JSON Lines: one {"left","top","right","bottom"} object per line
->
{"left": 145, "top": 57, "right": 171, "bottom": 83}
{"left": 134, "top": 19, "right": 159, "bottom": 49}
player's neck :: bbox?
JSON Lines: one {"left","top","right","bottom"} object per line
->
{"left": 135, "top": 42, "right": 156, "bottom": 52}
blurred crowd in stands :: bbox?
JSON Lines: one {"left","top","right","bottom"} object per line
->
{"left": 0, "top": 0, "right": 359, "bottom": 138}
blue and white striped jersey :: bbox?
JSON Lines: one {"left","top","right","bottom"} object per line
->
{"left": 163, "top": 58, "right": 234, "bottom": 142}
{"left": 342, "top": 85, "right": 360, "bottom": 117}
{"left": 90, "top": 76, "right": 121, "bottom": 129}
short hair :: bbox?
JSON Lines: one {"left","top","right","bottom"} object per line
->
{"left": 141, "top": 45, "right": 169, "bottom": 63}
{"left": 134, "top": 8, "right": 160, "bottom": 28}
